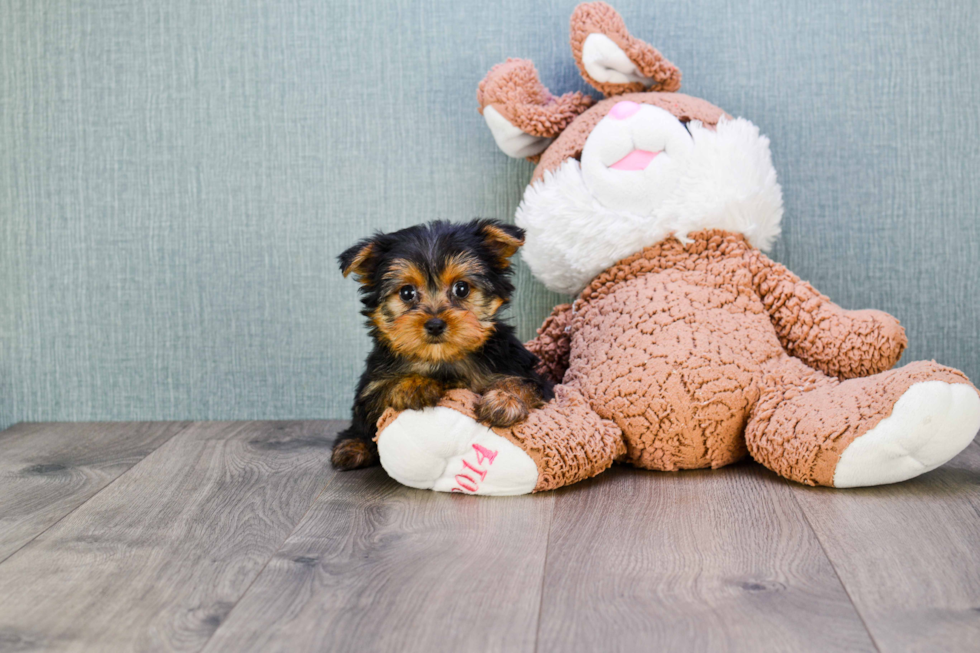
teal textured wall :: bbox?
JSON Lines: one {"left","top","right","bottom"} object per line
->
{"left": 2, "top": 0, "right": 978, "bottom": 429}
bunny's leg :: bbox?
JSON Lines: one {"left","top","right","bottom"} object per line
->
{"left": 375, "top": 386, "right": 624, "bottom": 495}
{"left": 745, "top": 356, "right": 980, "bottom": 487}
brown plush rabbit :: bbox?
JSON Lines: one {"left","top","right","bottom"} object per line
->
{"left": 373, "top": 2, "right": 980, "bottom": 495}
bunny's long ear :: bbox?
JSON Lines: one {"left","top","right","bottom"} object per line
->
{"left": 477, "top": 58, "right": 593, "bottom": 160}
{"left": 570, "top": 2, "right": 681, "bottom": 97}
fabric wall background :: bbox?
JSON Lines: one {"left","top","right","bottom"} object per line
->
{"left": 2, "top": 0, "right": 978, "bottom": 429}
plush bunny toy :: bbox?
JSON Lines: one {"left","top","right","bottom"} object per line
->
{"left": 373, "top": 2, "right": 980, "bottom": 495}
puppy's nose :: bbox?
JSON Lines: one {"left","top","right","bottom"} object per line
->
{"left": 424, "top": 318, "right": 447, "bottom": 336}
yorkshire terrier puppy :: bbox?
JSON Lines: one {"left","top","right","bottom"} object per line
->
{"left": 331, "top": 219, "right": 554, "bottom": 470}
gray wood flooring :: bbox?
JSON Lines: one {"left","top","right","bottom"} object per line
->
{"left": 0, "top": 420, "right": 977, "bottom": 653}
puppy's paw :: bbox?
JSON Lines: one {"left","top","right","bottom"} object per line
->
{"left": 388, "top": 376, "right": 444, "bottom": 411}
{"left": 475, "top": 389, "right": 530, "bottom": 428}
{"left": 331, "top": 438, "right": 378, "bottom": 470}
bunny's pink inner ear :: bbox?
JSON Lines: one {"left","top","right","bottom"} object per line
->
{"left": 477, "top": 58, "right": 593, "bottom": 160}
{"left": 570, "top": 2, "right": 682, "bottom": 97}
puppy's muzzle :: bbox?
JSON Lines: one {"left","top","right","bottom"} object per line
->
{"left": 424, "top": 317, "right": 447, "bottom": 337}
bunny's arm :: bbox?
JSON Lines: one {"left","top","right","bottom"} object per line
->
{"left": 524, "top": 303, "right": 574, "bottom": 384}
{"left": 746, "top": 250, "right": 907, "bottom": 379}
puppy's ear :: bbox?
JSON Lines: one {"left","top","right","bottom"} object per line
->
{"left": 339, "top": 237, "right": 379, "bottom": 282}
{"left": 477, "top": 220, "right": 525, "bottom": 268}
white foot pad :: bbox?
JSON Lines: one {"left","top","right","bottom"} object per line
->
{"left": 834, "top": 381, "right": 980, "bottom": 488}
{"left": 377, "top": 407, "right": 539, "bottom": 496}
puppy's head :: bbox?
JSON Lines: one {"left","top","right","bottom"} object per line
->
{"left": 339, "top": 219, "right": 524, "bottom": 363}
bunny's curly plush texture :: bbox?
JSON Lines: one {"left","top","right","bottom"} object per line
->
{"left": 477, "top": 59, "right": 594, "bottom": 139}
{"left": 569, "top": 0, "right": 682, "bottom": 95}
{"left": 372, "top": 2, "right": 980, "bottom": 494}
{"left": 389, "top": 230, "right": 976, "bottom": 492}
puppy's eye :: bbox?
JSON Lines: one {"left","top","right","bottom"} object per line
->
{"left": 399, "top": 285, "right": 417, "bottom": 302}
{"left": 452, "top": 281, "right": 470, "bottom": 299}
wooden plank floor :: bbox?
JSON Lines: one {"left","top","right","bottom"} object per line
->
{"left": 0, "top": 421, "right": 977, "bottom": 653}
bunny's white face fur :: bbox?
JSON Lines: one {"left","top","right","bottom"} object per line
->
{"left": 476, "top": 4, "right": 784, "bottom": 296}
{"left": 516, "top": 113, "right": 785, "bottom": 296}
{"left": 580, "top": 102, "right": 695, "bottom": 215}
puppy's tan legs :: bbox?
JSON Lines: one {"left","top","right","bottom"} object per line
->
{"left": 387, "top": 375, "right": 445, "bottom": 412}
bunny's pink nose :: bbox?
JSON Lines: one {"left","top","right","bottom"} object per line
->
{"left": 609, "top": 101, "right": 641, "bottom": 120}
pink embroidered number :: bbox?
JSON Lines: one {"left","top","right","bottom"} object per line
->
{"left": 472, "top": 443, "right": 498, "bottom": 466}
{"left": 460, "top": 459, "right": 487, "bottom": 481}
{"left": 450, "top": 443, "right": 499, "bottom": 494}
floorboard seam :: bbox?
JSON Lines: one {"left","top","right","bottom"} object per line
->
{"left": 196, "top": 469, "right": 340, "bottom": 653}
{"left": 789, "top": 487, "right": 882, "bottom": 653}
{"left": 532, "top": 493, "right": 557, "bottom": 653}
{"left": 0, "top": 421, "right": 194, "bottom": 567}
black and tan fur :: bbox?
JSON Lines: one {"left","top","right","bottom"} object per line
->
{"left": 332, "top": 219, "right": 554, "bottom": 470}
